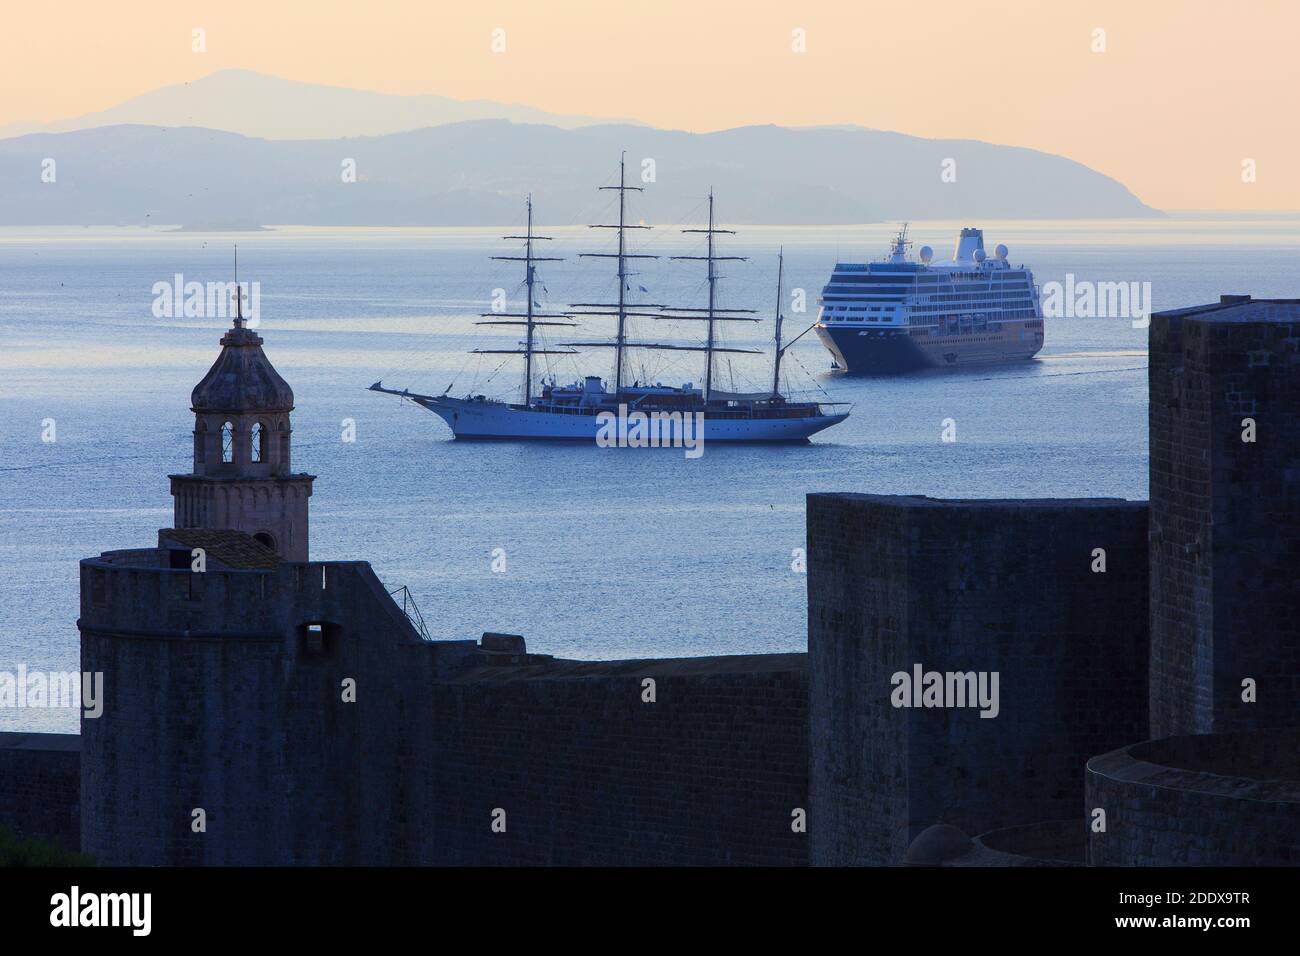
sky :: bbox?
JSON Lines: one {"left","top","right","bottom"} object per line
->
{"left": 2, "top": 0, "right": 1297, "bottom": 211}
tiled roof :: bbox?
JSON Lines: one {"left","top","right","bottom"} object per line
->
{"left": 158, "top": 528, "right": 281, "bottom": 570}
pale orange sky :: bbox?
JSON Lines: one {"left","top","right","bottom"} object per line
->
{"left": 2, "top": 0, "right": 1297, "bottom": 210}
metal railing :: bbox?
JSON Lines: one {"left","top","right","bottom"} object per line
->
{"left": 387, "top": 585, "right": 433, "bottom": 641}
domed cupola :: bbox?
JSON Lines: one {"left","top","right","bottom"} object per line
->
{"left": 191, "top": 317, "right": 295, "bottom": 414}
{"left": 186, "top": 313, "right": 300, "bottom": 483}
{"left": 172, "top": 305, "right": 315, "bottom": 562}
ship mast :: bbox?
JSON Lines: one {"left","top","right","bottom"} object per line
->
{"left": 564, "top": 163, "right": 761, "bottom": 396}
{"left": 568, "top": 153, "right": 663, "bottom": 394}
{"left": 664, "top": 191, "right": 758, "bottom": 404}
{"left": 765, "top": 246, "right": 826, "bottom": 395}
{"left": 476, "top": 194, "right": 575, "bottom": 404}
{"left": 888, "top": 222, "right": 912, "bottom": 263}
{"left": 771, "top": 247, "right": 785, "bottom": 398}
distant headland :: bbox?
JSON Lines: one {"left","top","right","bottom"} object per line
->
{"left": 0, "top": 71, "right": 1159, "bottom": 226}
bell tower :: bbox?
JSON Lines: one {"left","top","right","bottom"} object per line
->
{"left": 169, "top": 302, "right": 315, "bottom": 560}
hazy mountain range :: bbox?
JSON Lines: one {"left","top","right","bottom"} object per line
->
{"left": 0, "top": 71, "right": 1159, "bottom": 225}
{"left": 0, "top": 69, "right": 626, "bottom": 140}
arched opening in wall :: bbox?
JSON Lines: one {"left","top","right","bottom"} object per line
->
{"left": 250, "top": 422, "right": 265, "bottom": 463}
{"left": 297, "top": 621, "right": 341, "bottom": 659}
{"left": 253, "top": 531, "right": 276, "bottom": 552}
{"left": 221, "top": 421, "right": 235, "bottom": 463}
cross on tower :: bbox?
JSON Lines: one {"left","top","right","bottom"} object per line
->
{"left": 233, "top": 243, "right": 246, "bottom": 329}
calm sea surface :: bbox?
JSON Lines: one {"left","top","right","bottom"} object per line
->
{"left": 4, "top": 216, "right": 1298, "bottom": 731}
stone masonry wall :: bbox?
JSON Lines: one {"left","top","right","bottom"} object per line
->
{"left": 0, "top": 733, "right": 80, "bottom": 852}
{"left": 79, "top": 547, "right": 808, "bottom": 865}
{"left": 809, "top": 494, "right": 1149, "bottom": 865}
{"left": 414, "top": 655, "right": 809, "bottom": 866}
{"left": 1087, "top": 730, "right": 1300, "bottom": 866}
{"left": 1149, "top": 302, "right": 1300, "bottom": 736}
{"left": 79, "top": 554, "right": 435, "bottom": 866}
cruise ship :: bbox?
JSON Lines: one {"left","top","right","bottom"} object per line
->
{"left": 814, "top": 226, "right": 1044, "bottom": 373}
{"left": 370, "top": 157, "right": 849, "bottom": 444}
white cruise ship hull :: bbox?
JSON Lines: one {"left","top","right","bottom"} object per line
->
{"left": 817, "top": 227, "right": 1046, "bottom": 375}
{"left": 413, "top": 396, "right": 847, "bottom": 443}
{"left": 817, "top": 318, "right": 1044, "bottom": 374}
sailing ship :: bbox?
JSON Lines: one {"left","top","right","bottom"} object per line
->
{"left": 370, "top": 156, "right": 849, "bottom": 443}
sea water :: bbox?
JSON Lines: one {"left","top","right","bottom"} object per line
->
{"left": 3, "top": 216, "right": 1297, "bottom": 731}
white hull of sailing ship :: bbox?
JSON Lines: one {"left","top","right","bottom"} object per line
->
{"left": 399, "top": 392, "right": 847, "bottom": 442}
{"left": 371, "top": 159, "right": 850, "bottom": 445}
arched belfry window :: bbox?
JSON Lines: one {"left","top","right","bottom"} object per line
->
{"left": 250, "top": 422, "right": 265, "bottom": 463}
{"left": 221, "top": 422, "right": 234, "bottom": 463}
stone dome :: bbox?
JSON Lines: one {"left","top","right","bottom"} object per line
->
{"left": 191, "top": 321, "right": 294, "bottom": 413}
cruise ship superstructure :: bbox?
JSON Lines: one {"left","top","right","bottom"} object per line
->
{"left": 814, "top": 226, "right": 1044, "bottom": 373}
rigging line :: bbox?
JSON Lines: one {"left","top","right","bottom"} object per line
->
{"left": 568, "top": 160, "right": 631, "bottom": 237}
{"left": 582, "top": 182, "right": 622, "bottom": 224}
{"left": 372, "top": 308, "right": 450, "bottom": 381}
{"left": 479, "top": 356, "right": 512, "bottom": 387}
{"left": 378, "top": 243, "right": 526, "bottom": 390}
{"left": 584, "top": 188, "right": 619, "bottom": 224}
{"left": 375, "top": 339, "right": 443, "bottom": 391}
{"left": 786, "top": 349, "right": 834, "bottom": 401}
{"left": 591, "top": 185, "right": 700, "bottom": 274}
{"left": 452, "top": 350, "right": 487, "bottom": 396}
{"left": 661, "top": 195, "right": 710, "bottom": 236}
{"left": 378, "top": 232, "right": 507, "bottom": 389}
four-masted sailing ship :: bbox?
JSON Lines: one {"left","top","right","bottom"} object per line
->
{"left": 370, "top": 156, "right": 850, "bottom": 443}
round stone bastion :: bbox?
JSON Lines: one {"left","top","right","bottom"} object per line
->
{"left": 1086, "top": 729, "right": 1300, "bottom": 866}
{"left": 905, "top": 820, "right": 1085, "bottom": 867}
